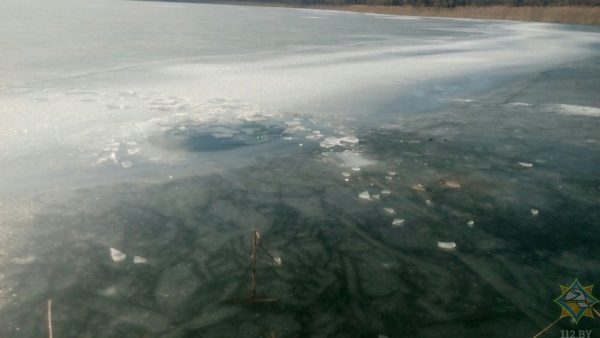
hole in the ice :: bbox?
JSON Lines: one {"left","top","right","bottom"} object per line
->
{"left": 150, "top": 122, "right": 285, "bottom": 152}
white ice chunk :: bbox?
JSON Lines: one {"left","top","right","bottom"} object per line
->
{"left": 100, "top": 286, "right": 117, "bottom": 297}
{"left": 110, "top": 248, "right": 126, "bottom": 262}
{"left": 358, "top": 191, "right": 371, "bottom": 200}
{"left": 467, "top": 220, "right": 475, "bottom": 227}
{"left": 531, "top": 208, "right": 539, "bottom": 216}
{"left": 133, "top": 256, "right": 147, "bottom": 264}
{"left": 381, "top": 189, "right": 391, "bottom": 195}
{"left": 384, "top": 207, "right": 396, "bottom": 215}
{"left": 412, "top": 184, "right": 426, "bottom": 191}
{"left": 552, "top": 104, "right": 600, "bottom": 117}
{"left": 320, "top": 137, "right": 342, "bottom": 148}
{"left": 340, "top": 135, "right": 359, "bottom": 144}
{"left": 392, "top": 218, "right": 405, "bottom": 226}
{"left": 518, "top": 162, "right": 533, "bottom": 168}
{"left": 437, "top": 241, "right": 457, "bottom": 250}
{"left": 444, "top": 180, "right": 461, "bottom": 189}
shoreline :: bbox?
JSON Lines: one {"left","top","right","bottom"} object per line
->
{"left": 309, "top": 4, "right": 600, "bottom": 25}
{"left": 164, "top": 1, "right": 600, "bottom": 25}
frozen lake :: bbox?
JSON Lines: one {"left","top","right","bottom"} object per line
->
{"left": 1, "top": 0, "right": 600, "bottom": 337}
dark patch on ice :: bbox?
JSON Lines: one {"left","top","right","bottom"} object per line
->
{"left": 150, "top": 122, "right": 285, "bottom": 152}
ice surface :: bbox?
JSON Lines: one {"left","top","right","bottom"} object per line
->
{"left": 0, "top": 1, "right": 599, "bottom": 337}
{"left": 551, "top": 104, "right": 600, "bottom": 117}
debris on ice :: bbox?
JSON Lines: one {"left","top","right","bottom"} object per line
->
{"left": 110, "top": 248, "right": 126, "bottom": 262}
{"left": 437, "top": 241, "right": 457, "bottom": 250}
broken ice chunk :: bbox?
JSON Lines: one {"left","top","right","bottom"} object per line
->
{"left": 412, "top": 184, "right": 426, "bottom": 191}
{"left": 384, "top": 207, "right": 396, "bottom": 215}
{"left": 385, "top": 176, "right": 393, "bottom": 181}
{"left": 518, "top": 162, "right": 533, "bottom": 168}
{"left": 110, "top": 248, "right": 126, "bottom": 262}
{"left": 425, "top": 199, "right": 432, "bottom": 206}
{"left": 444, "top": 180, "right": 461, "bottom": 189}
{"left": 121, "top": 160, "right": 133, "bottom": 168}
{"left": 99, "top": 286, "right": 117, "bottom": 297}
{"left": 531, "top": 208, "right": 539, "bottom": 216}
{"left": 392, "top": 218, "right": 405, "bottom": 227}
{"left": 320, "top": 137, "right": 342, "bottom": 148}
{"left": 467, "top": 220, "right": 475, "bottom": 227}
{"left": 342, "top": 172, "right": 351, "bottom": 177}
{"left": 340, "top": 135, "right": 359, "bottom": 144}
{"left": 388, "top": 171, "right": 396, "bottom": 176}
{"left": 437, "top": 241, "right": 457, "bottom": 250}
{"left": 273, "top": 257, "right": 282, "bottom": 267}
{"left": 381, "top": 189, "right": 391, "bottom": 195}
{"left": 306, "top": 130, "right": 323, "bottom": 140}
{"left": 133, "top": 256, "right": 147, "bottom": 264}
{"left": 358, "top": 191, "right": 371, "bottom": 200}
{"left": 351, "top": 166, "right": 361, "bottom": 172}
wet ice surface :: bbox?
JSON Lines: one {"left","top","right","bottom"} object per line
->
{"left": 1, "top": 0, "right": 600, "bottom": 337}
